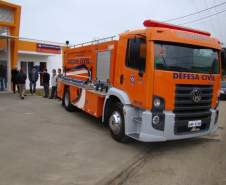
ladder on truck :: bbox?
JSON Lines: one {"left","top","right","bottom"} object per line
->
{"left": 71, "top": 35, "right": 117, "bottom": 48}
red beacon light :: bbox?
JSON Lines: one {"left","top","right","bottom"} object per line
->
{"left": 143, "top": 19, "right": 211, "bottom": 37}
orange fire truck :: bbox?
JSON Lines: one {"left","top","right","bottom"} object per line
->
{"left": 57, "top": 20, "right": 224, "bottom": 142}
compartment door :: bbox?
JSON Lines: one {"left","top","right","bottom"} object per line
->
{"left": 96, "top": 50, "right": 111, "bottom": 82}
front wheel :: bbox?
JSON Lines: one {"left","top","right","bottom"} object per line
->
{"left": 63, "top": 89, "right": 75, "bottom": 112}
{"left": 108, "top": 102, "right": 131, "bottom": 143}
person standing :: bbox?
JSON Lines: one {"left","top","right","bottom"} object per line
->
{"left": 49, "top": 69, "right": 57, "bottom": 99}
{"left": 29, "top": 67, "right": 39, "bottom": 95}
{"left": 11, "top": 68, "right": 18, "bottom": 93}
{"left": 0, "top": 64, "right": 5, "bottom": 91}
{"left": 3, "top": 65, "right": 7, "bottom": 89}
{"left": 56, "top": 68, "right": 63, "bottom": 98}
{"left": 42, "top": 69, "right": 50, "bottom": 98}
{"left": 57, "top": 68, "right": 63, "bottom": 79}
{"left": 16, "top": 68, "right": 27, "bottom": 99}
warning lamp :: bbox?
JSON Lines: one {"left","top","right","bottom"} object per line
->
{"left": 143, "top": 19, "right": 211, "bottom": 36}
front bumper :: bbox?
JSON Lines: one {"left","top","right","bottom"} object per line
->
{"left": 124, "top": 106, "right": 218, "bottom": 142}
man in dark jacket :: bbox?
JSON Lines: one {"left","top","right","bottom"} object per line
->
{"left": 16, "top": 68, "right": 27, "bottom": 99}
{"left": 42, "top": 68, "right": 50, "bottom": 98}
{"left": 0, "top": 64, "right": 7, "bottom": 91}
{"left": 29, "top": 67, "right": 39, "bottom": 95}
{"left": 11, "top": 68, "right": 19, "bottom": 93}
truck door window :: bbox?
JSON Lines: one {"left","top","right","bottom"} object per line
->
{"left": 126, "top": 38, "right": 146, "bottom": 71}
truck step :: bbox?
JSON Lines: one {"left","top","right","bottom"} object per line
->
{"left": 133, "top": 117, "right": 142, "bottom": 124}
{"left": 128, "top": 133, "right": 140, "bottom": 139}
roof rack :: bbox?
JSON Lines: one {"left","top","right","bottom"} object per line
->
{"left": 72, "top": 35, "right": 117, "bottom": 48}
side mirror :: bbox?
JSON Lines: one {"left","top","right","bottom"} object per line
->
{"left": 132, "top": 38, "right": 141, "bottom": 60}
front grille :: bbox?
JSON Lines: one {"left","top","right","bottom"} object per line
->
{"left": 174, "top": 84, "right": 213, "bottom": 134}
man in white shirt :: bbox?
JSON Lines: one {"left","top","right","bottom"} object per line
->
{"left": 49, "top": 69, "right": 57, "bottom": 99}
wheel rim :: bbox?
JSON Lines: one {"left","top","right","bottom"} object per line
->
{"left": 64, "top": 92, "right": 69, "bottom": 107}
{"left": 109, "top": 111, "right": 122, "bottom": 135}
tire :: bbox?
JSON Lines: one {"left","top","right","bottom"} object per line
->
{"left": 222, "top": 94, "right": 226, "bottom": 100}
{"left": 63, "top": 89, "right": 75, "bottom": 112}
{"left": 220, "top": 94, "right": 225, "bottom": 101}
{"left": 108, "top": 102, "right": 132, "bottom": 143}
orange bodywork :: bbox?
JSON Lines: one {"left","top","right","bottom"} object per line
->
{"left": 58, "top": 25, "right": 222, "bottom": 118}
{"left": 58, "top": 41, "right": 118, "bottom": 117}
{"left": 63, "top": 41, "right": 118, "bottom": 83}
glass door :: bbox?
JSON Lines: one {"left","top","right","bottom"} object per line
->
{"left": 39, "top": 62, "right": 47, "bottom": 86}
{"left": 0, "top": 27, "right": 9, "bottom": 91}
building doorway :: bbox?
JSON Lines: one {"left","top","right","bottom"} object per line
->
{"left": 39, "top": 62, "right": 47, "bottom": 86}
{"left": 19, "top": 61, "right": 47, "bottom": 89}
{"left": 20, "top": 61, "right": 34, "bottom": 89}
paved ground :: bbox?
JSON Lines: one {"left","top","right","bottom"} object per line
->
{"left": 124, "top": 101, "right": 226, "bottom": 185}
{"left": 0, "top": 93, "right": 225, "bottom": 185}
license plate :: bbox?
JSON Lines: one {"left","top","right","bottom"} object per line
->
{"left": 188, "top": 120, "right": 202, "bottom": 128}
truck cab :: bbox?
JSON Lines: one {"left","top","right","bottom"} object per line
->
{"left": 106, "top": 20, "right": 221, "bottom": 142}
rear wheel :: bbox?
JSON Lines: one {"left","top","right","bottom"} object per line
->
{"left": 63, "top": 89, "right": 75, "bottom": 112}
{"left": 108, "top": 102, "right": 131, "bottom": 143}
{"left": 221, "top": 94, "right": 226, "bottom": 100}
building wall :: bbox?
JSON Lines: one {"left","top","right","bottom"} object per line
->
{"left": 0, "top": 1, "right": 21, "bottom": 91}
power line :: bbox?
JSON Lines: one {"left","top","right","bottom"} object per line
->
{"left": 164, "top": 1, "right": 226, "bottom": 22}
{"left": 178, "top": 9, "right": 226, "bottom": 25}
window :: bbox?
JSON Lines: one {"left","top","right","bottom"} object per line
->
{"left": 28, "top": 62, "right": 34, "bottom": 74}
{"left": 154, "top": 42, "right": 220, "bottom": 74}
{"left": 21, "top": 61, "right": 34, "bottom": 76}
{"left": 40, "top": 62, "right": 47, "bottom": 72}
{"left": 222, "top": 49, "right": 226, "bottom": 76}
{"left": 0, "top": 8, "right": 14, "bottom": 23}
{"left": 126, "top": 38, "right": 146, "bottom": 71}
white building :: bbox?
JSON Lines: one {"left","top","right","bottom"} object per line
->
{"left": 17, "top": 40, "right": 63, "bottom": 89}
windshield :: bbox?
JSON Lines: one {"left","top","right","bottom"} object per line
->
{"left": 154, "top": 42, "right": 219, "bottom": 74}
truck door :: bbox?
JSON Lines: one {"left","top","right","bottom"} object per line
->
{"left": 118, "top": 37, "right": 149, "bottom": 109}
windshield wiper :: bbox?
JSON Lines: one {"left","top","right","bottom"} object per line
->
{"left": 166, "top": 66, "right": 191, "bottom": 72}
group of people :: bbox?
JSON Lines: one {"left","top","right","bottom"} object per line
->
{"left": 42, "top": 68, "right": 62, "bottom": 99}
{"left": 11, "top": 67, "right": 62, "bottom": 99}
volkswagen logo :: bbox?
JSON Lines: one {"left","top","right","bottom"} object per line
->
{"left": 191, "top": 88, "right": 202, "bottom": 103}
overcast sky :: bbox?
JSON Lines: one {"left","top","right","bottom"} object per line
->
{"left": 5, "top": 0, "right": 226, "bottom": 45}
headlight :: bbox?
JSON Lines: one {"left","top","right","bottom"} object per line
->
{"left": 153, "top": 97, "right": 161, "bottom": 108}
{"left": 152, "top": 96, "right": 165, "bottom": 112}
{"left": 152, "top": 96, "right": 165, "bottom": 131}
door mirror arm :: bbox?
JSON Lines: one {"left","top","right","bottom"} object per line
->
{"left": 138, "top": 70, "right": 144, "bottom": 77}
